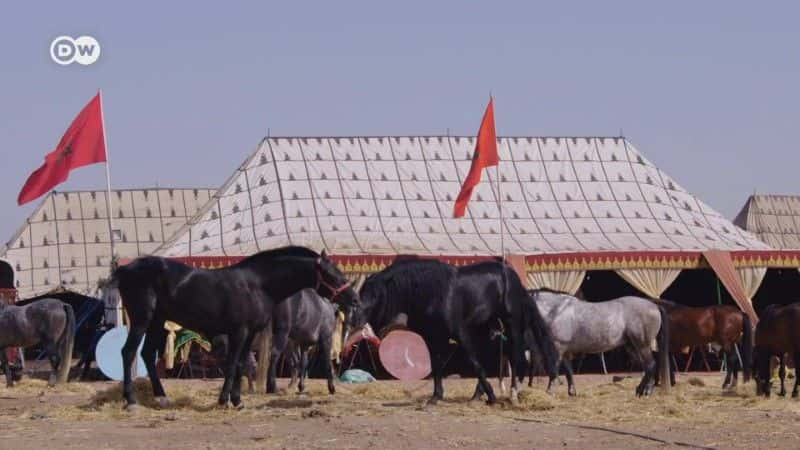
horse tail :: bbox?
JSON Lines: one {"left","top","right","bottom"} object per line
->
{"left": 741, "top": 311, "right": 754, "bottom": 383}
{"left": 520, "top": 291, "right": 559, "bottom": 380}
{"left": 656, "top": 305, "right": 670, "bottom": 385}
{"left": 57, "top": 303, "right": 76, "bottom": 383}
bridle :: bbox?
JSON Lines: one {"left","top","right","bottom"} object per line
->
{"left": 315, "top": 267, "right": 353, "bottom": 303}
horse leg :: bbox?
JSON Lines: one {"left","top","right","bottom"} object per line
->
{"left": 45, "top": 341, "right": 60, "bottom": 386}
{"left": 498, "top": 353, "right": 507, "bottom": 395}
{"left": 230, "top": 331, "right": 256, "bottom": 408}
{"left": 778, "top": 354, "right": 787, "bottom": 397}
{"left": 141, "top": 321, "right": 169, "bottom": 407}
{"left": 1, "top": 350, "right": 11, "bottom": 388}
{"left": 793, "top": 353, "right": 800, "bottom": 398}
{"left": 669, "top": 353, "right": 676, "bottom": 386}
{"left": 428, "top": 342, "right": 449, "bottom": 404}
{"left": 563, "top": 358, "right": 577, "bottom": 396}
{"left": 545, "top": 356, "right": 562, "bottom": 396}
{"left": 730, "top": 346, "right": 741, "bottom": 389}
{"left": 722, "top": 349, "right": 733, "bottom": 389}
{"left": 267, "top": 329, "right": 289, "bottom": 394}
{"left": 246, "top": 351, "right": 257, "bottom": 394}
{"left": 297, "top": 348, "right": 308, "bottom": 393}
{"left": 319, "top": 339, "right": 335, "bottom": 395}
{"left": 122, "top": 324, "right": 148, "bottom": 408}
{"left": 458, "top": 332, "right": 496, "bottom": 405}
{"left": 218, "top": 327, "right": 247, "bottom": 407}
{"left": 631, "top": 344, "right": 656, "bottom": 397}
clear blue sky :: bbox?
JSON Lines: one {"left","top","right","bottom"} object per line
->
{"left": 1, "top": 2, "right": 798, "bottom": 244}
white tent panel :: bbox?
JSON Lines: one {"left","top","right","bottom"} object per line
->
{"left": 153, "top": 136, "right": 768, "bottom": 258}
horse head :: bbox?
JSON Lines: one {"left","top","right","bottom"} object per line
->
{"left": 752, "top": 347, "right": 773, "bottom": 396}
{"left": 315, "top": 250, "right": 359, "bottom": 313}
{"left": 346, "top": 271, "right": 384, "bottom": 333}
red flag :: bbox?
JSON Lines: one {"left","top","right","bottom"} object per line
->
{"left": 18, "top": 93, "right": 107, "bottom": 205}
{"left": 453, "top": 97, "right": 499, "bottom": 218}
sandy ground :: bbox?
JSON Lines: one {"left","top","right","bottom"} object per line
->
{"left": 0, "top": 372, "right": 798, "bottom": 449}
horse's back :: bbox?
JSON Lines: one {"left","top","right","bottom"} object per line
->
{"left": 612, "top": 296, "right": 663, "bottom": 340}
{"left": 285, "top": 289, "right": 336, "bottom": 344}
{"left": 0, "top": 298, "right": 68, "bottom": 347}
{"left": 537, "top": 294, "right": 632, "bottom": 353}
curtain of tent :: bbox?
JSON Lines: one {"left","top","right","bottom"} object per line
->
{"left": 736, "top": 267, "right": 767, "bottom": 302}
{"left": 615, "top": 268, "right": 682, "bottom": 299}
{"left": 703, "top": 250, "right": 758, "bottom": 322}
{"left": 527, "top": 271, "right": 586, "bottom": 295}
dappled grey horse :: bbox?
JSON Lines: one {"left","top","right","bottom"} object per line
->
{"left": 268, "top": 288, "right": 338, "bottom": 395}
{"left": 530, "top": 291, "right": 670, "bottom": 396}
{"left": 0, "top": 298, "right": 75, "bottom": 387}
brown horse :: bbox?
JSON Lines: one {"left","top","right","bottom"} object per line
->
{"left": 661, "top": 303, "right": 752, "bottom": 389}
{"left": 754, "top": 303, "right": 800, "bottom": 397}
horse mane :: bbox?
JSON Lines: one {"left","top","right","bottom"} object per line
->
{"left": 235, "top": 246, "right": 320, "bottom": 267}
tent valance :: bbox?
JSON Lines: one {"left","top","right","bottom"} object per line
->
{"left": 160, "top": 249, "right": 800, "bottom": 273}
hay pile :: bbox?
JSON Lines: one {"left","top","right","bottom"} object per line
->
{"left": 5, "top": 373, "right": 800, "bottom": 429}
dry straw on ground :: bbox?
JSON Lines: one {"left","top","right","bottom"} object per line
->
{"left": 5, "top": 373, "right": 800, "bottom": 429}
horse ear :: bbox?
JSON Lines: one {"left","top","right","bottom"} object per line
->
{"left": 321, "top": 249, "right": 328, "bottom": 259}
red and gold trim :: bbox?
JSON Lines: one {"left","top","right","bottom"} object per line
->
{"left": 125, "top": 250, "right": 800, "bottom": 274}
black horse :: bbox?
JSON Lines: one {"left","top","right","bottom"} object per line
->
{"left": 754, "top": 303, "right": 800, "bottom": 397}
{"left": 111, "top": 246, "right": 355, "bottom": 409}
{"left": 347, "top": 258, "right": 558, "bottom": 405}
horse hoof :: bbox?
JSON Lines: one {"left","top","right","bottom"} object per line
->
{"left": 568, "top": 388, "right": 577, "bottom": 397}
{"left": 124, "top": 403, "right": 140, "bottom": 413}
{"left": 48, "top": 375, "right": 57, "bottom": 387}
{"left": 155, "top": 397, "right": 171, "bottom": 409}
{"left": 779, "top": 391, "right": 786, "bottom": 397}
{"left": 426, "top": 397, "right": 439, "bottom": 406}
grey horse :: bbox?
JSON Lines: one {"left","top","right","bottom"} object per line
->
{"left": 0, "top": 298, "right": 75, "bottom": 387}
{"left": 530, "top": 291, "right": 670, "bottom": 396}
{"left": 268, "top": 288, "right": 339, "bottom": 395}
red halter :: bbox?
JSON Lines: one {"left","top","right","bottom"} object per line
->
{"left": 316, "top": 268, "right": 352, "bottom": 303}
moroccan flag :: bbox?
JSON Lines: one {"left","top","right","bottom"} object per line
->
{"left": 18, "top": 93, "right": 107, "bottom": 205}
{"left": 453, "top": 97, "right": 499, "bottom": 218}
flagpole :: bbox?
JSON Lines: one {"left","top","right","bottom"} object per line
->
{"left": 98, "top": 90, "right": 116, "bottom": 261}
{"left": 493, "top": 96, "right": 503, "bottom": 261}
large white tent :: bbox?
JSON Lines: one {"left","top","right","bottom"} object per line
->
{"left": 158, "top": 136, "right": 767, "bottom": 257}
{"left": 1, "top": 188, "right": 214, "bottom": 298}
{"left": 154, "top": 136, "right": 782, "bottom": 318}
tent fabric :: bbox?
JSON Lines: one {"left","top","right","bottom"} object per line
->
{"left": 703, "top": 250, "right": 758, "bottom": 322}
{"left": 527, "top": 270, "right": 585, "bottom": 295}
{"left": 736, "top": 266, "right": 767, "bottom": 302}
{"left": 1, "top": 188, "right": 214, "bottom": 299}
{"left": 156, "top": 136, "right": 769, "bottom": 259}
{"left": 616, "top": 268, "right": 681, "bottom": 299}
{"left": 733, "top": 195, "right": 800, "bottom": 249}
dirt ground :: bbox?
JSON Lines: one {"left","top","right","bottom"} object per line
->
{"left": 0, "top": 372, "right": 798, "bottom": 449}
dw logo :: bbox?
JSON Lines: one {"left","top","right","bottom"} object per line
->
{"left": 50, "top": 35, "right": 101, "bottom": 66}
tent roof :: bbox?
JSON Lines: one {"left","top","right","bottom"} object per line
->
{"left": 155, "top": 136, "right": 768, "bottom": 260}
{"left": 734, "top": 194, "right": 800, "bottom": 250}
{"left": 1, "top": 187, "right": 215, "bottom": 298}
